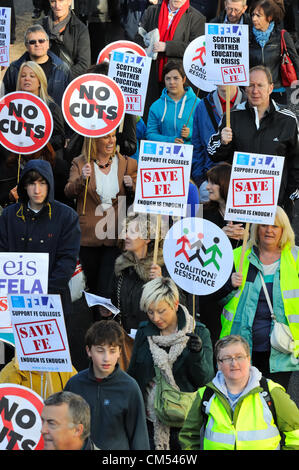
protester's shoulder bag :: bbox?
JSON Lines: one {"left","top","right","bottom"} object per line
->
{"left": 280, "top": 29, "right": 297, "bottom": 87}
{"left": 259, "top": 272, "right": 294, "bottom": 355}
{"left": 154, "top": 366, "right": 197, "bottom": 428}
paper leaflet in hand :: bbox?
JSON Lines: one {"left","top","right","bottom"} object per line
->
{"left": 138, "top": 27, "right": 159, "bottom": 60}
{"left": 83, "top": 292, "right": 120, "bottom": 316}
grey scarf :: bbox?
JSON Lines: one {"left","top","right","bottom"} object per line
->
{"left": 47, "top": 11, "right": 71, "bottom": 42}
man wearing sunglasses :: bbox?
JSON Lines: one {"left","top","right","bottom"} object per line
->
{"left": 3, "top": 24, "right": 72, "bottom": 106}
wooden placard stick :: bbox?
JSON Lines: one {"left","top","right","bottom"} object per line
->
{"left": 17, "top": 154, "right": 21, "bottom": 183}
{"left": 185, "top": 87, "right": 200, "bottom": 128}
{"left": 46, "top": 372, "right": 54, "bottom": 396}
{"left": 82, "top": 137, "right": 92, "bottom": 215}
{"left": 153, "top": 214, "right": 161, "bottom": 265}
{"left": 116, "top": 118, "right": 124, "bottom": 153}
{"left": 238, "top": 222, "right": 250, "bottom": 274}
{"left": 226, "top": 85, "right": 231, "bottom": 128}
{"left": 192, "top": 294, "right": 196, "bottom": 332}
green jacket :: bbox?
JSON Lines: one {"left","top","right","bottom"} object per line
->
{"left": 180, "top": 369, "right": 299, "bottom": 450}
{"left": 127, "top": 305, "right": 214, "bottom": 395}
{"left": 220, "top": 245, "right": 299, "bottom": 373}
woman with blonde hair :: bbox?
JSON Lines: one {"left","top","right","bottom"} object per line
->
{"left": 1, "top": 61, "right": 68, "bottom": 206}
{"left": 64, "top": 131, "right": 137, "bottom": 320}
{"left": 128, "top": 276, "right": 214, "bottom": 450}
{"left": 16, "top": 61, "right": 65, "bottom": 157}
{"left": 218, "top": 206, "right": 299, "bottom": 390}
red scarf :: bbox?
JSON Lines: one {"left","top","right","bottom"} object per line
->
{"left": 157, "top": 0, "right": 190, "bottom": 81}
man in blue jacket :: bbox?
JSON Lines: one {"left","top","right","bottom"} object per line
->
{"left": 3, "top": 24, "right": 72, "bottom": 106}
{"left": 0, "top": 159, "right": 81, "bottom": 320}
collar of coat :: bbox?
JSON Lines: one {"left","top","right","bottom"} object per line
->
{"left": 114, "top": 248, "right": 164, "bottom": 282}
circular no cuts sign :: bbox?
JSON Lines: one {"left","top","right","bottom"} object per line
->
{"left": 0, "top": 92, "right": 53, "bottom": 155}
{"left": 62, "top": 74, "right": 125, "bottom": 137}
{"left": 0, "top": 384, "right": 44, "bottom": 450}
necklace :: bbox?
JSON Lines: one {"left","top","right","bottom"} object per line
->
{"left": 94, "top": 156, "right": 112, "bottom": 169}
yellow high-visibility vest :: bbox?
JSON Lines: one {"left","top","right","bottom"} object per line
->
{"left": 220, "top": 245, "right": 299, "bottom": 357}
{"left": 199, "top": 381, "right": 282, "bottom": 450}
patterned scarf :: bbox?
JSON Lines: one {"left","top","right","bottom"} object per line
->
{"left": 253, "top": 21, "right": 275, "bottom": 48}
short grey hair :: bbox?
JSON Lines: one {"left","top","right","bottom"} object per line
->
{"left": 225, "top": 0, "right": 247, "bottom": 5}
{"left": 43, "top": 391, "right": 90, "bottom": 441}
{"left": 140, "top": 277, "right": 179, "bottom": 312}
{"left": 214, "top": 335, "right": 250, "bottom": 361}
{"left": 24, "top": 24, "right": 49, "bottom": 44}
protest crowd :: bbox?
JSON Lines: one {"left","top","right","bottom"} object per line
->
{"left": 1, "top": 0, "right": 299, "bottom": 452}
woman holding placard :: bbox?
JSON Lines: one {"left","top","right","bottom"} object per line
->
{"left": 108, "top": 213, "right": 166, "bottom": 331}
{"left": 64, "top": 131, "right": 137, "bottom": 321}
{"left": 146, "top": 60, "right": 199, "bottom": 144}
{"left": 127, "top": 276, "right": 214, "bottom": 450}
{"left": 16, "top": 61, "right": 65, "bottom": 158}
{"left": 249, "top": 0, "right": 299, "bottom": 104}
{"left": 219, "top": 206, "right": 299, "bottom": 391}
{"left": 204, "top": 163, "right": 245, "bottom": 249}
{"left": 0, "top": 62, "right": 69, "bottom": 207}
{"left": 200, "top": 163, "right": 244, "bottom": 347}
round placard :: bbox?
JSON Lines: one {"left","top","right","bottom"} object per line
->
{"left": 62, "top": 74, "right": 125, "bottom": 137}
{"left": 163, "top": 217, "right": 233, "bottom": 295}
{"left": 0, "top": 92, "right": 53, "bottom": 155}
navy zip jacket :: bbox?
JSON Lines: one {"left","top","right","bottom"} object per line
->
{"left": 0, "top": 160, "right": 81, "bottom": 315}
{"left": 64, "top": 363, "right": 150, "bottom": 450}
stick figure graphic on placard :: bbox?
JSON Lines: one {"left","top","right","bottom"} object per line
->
{"left": 189, "top": 232, "right": 206, "bottom": 264}
{"left": 175, "top": 228, "right": 191, "bottom": 261}
{"left": 203, "top": 237, "right": 222, "bottom": 271}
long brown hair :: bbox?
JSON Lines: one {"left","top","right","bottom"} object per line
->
{"left": 204, "top": 162, "right": 232, "bottom": 209}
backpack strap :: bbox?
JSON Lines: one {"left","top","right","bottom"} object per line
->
{"left": 203, "top": 97, "right": 219, "bottom": 133}
{"left": 200, "top": 386, "right": 215, "bottom": 431}
{"left": 259, "top": 376, "right": 277, "bottom": 424}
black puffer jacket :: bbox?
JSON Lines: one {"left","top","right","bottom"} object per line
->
{"left": 249, "top": 25, "right": 299, "bottom": 89}
{"left": 207, "top": 99, "right": 299, "bottom": 207}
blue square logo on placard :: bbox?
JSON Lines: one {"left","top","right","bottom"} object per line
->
{"left": 11, "top": 296, "right": 25, "bottom": 308}
{"left": 208, "top": 25, "right": 219, "bottom": 35}
{"left": 236, "top": 153, "right": 250, "bottom": 165}
{"left": 113, "top": 51, "right": 124, "bottom": 62}
{"left": 143, "top": 142, "right": 157, "bottom": 154}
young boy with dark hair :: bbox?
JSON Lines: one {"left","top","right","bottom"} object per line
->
{"left": 64, "top": 320, "right": 150, "bottom": 450}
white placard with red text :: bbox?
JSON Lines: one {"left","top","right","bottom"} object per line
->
{"left": 0, "top": 92, "right": 53, "bottom": 154}
{"left": 0, "top": 7, "right": 11, "bottom": 67}
{"left": 62, "top": 73, "right": 125, "bottom": 137}
{"left": 9, "top": 294, "right": 72, "bottom": 373}
{"left": 225, "top": 151, "right": 285, "bottom": 224}
{"left": 133, "top": 140, "right": 192, "bottom": 217}
{"left": 108, "top": 51, "right": 151, "bottom": 116}
{"left": 0, "top": 384, "right": 44, "bottom": 450}
{"left": 205, "top": 23, "right": 249, "bottom": 85}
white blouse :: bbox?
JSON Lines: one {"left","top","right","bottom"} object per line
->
{"left": 94, "top": 156, "right": 119, "bottom": 210}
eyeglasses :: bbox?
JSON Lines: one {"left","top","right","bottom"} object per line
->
{"left": 26, "top": 39, "right": 48, "bottom": 45}
{"left": 226, "top": 7, "right": 243, "bottom": 14}
{"left": 218, "top": 355, "right": 248, "bottom": 364}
